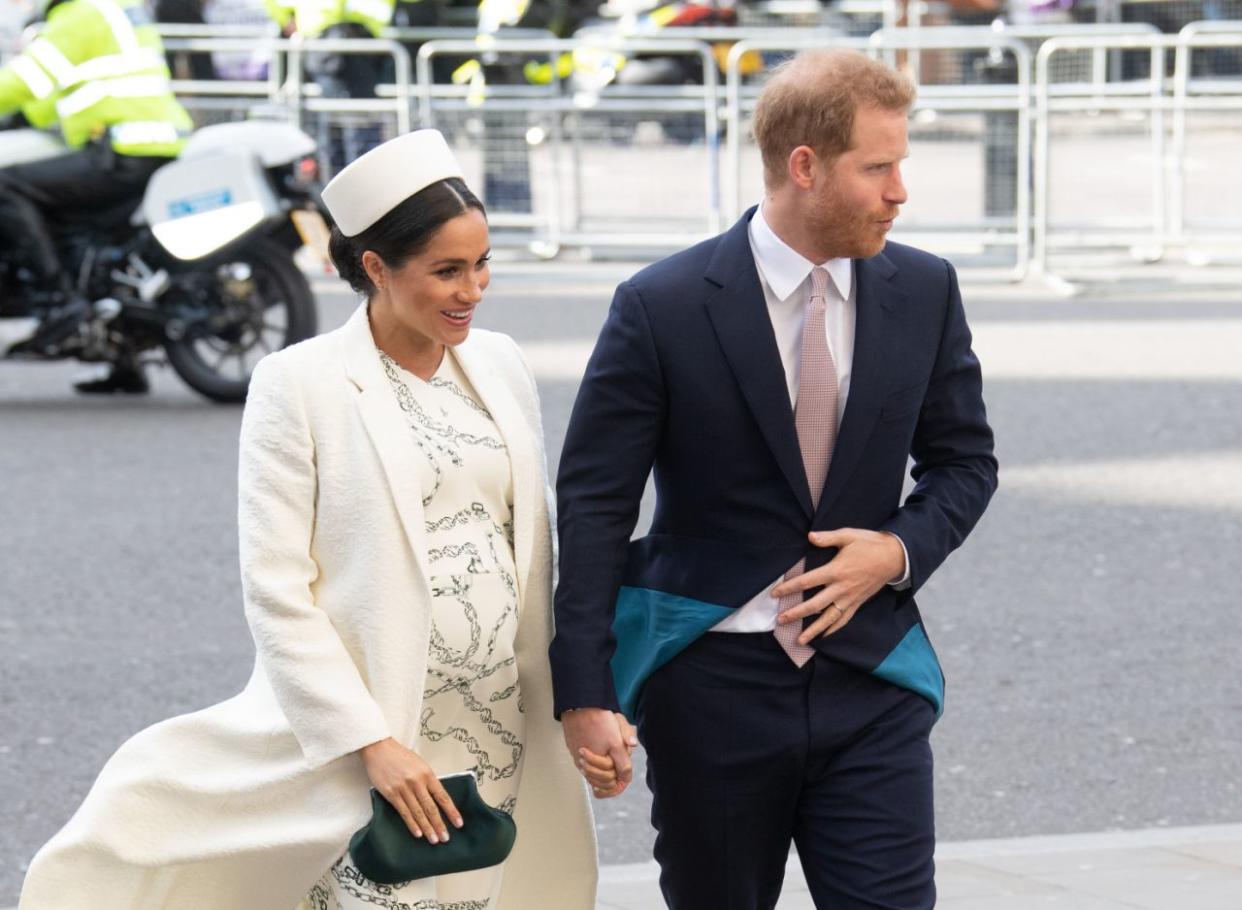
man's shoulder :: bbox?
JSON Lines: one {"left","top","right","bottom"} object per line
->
{"left": 876, "top": 240, "right": 950, "bottom": 280}
{"left": 623, "top": 232, "right": 727, "bottom": 302}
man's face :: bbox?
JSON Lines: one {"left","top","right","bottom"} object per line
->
{"left": 807, "top": 106, "right": 909, "bottom": 260}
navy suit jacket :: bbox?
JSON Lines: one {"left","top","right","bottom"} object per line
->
{"left": 550, "top": 208, "right": 998, "bottom": 719}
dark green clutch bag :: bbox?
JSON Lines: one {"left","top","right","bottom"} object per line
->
{"left": 348, "top": 772, "right": 517, "bottom": 885}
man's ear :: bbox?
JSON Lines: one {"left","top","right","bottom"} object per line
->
{"left": 787, "top": 145, "right": 818, "bottom": 190}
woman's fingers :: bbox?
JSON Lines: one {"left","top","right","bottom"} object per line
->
{"left": 429, "top": 777, "right": 464, "bottom": 830}
{"left": 592, "top": 778, "right": 624, "bottom": 798}
{"left": 578, "top": 748, "right": 615, "bottom": 770}
{"left": 578, "top": 748, "right": 619, "bottom": 786}
{"left": 359, "top": 740, "right": 460, "bottom": 844}
{"left": 395, "top": 787, "right": 437, "bottom": 842}
{"left": 388, "top": 789, "right": 424, "bottom": 839}
{"left": 411, "top": 781, "right": 449, "bottom": 843}
{"left": 583, "top": 765, "right": 618, "bottom": 786}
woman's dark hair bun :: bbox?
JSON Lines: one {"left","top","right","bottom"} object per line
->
{"left": 326, "top": 176, "right": 485, "bottom": 297}
{"left": 328, "top": 226, "right": 371, "bottom": 295}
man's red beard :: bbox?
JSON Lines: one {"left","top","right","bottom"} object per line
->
{"left": 810, "top": 196, "right": 899, "bottom": 260}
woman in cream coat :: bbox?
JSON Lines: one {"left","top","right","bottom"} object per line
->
{"left": 20, "top": 130, "right": 604, "bottom": 909}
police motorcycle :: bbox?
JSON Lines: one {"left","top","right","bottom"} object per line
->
{"left": 0, "top": 117, "right": 329, "bottom": 403}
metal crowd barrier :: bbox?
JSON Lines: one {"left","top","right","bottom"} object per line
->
{"left": 1172, "top": 21, "right": 1242, "bottom": 252}
{"left": 161, "top": 32, "right": 415, "bottom": 178}
{"left": 723, "top": 29, "right": 1032, "bottom": 278}
{"left": 2, "top": 19, "right": 1221, "bottom": 278}
{"left": 415, "top": 36, "right": 721, "bottom": 253}
{"left": 743, "top": 0, "right": 900, "bottom": 32}
{"left": 1033, "top": 28, "right": 1242, "bottom": 276}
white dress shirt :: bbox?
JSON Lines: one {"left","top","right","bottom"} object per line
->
{"left": 711, "top": 205, "right": 910, "bottom": 633}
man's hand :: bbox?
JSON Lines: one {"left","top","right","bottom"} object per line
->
{"left": 771, "top": 529, "right": 906, "bottom": 645}
{"left": 561, "top": 708, "right": 638, "bottom": 799}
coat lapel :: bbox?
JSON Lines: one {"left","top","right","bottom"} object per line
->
{"left": 341, "top": 304, "right": 433, "bottom": 585}
{"left": 703, "top": 209, "right": 814, "bottom": 518}
{"left": 451, "top": 336, "right": 540, "bottom": 609}
{"left": 814, "top": 250, "right": 905, "bottom": 523}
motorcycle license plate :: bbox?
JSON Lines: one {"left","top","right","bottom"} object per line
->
{"left": 291, "top": 209, "right": 331, "bottom": 267}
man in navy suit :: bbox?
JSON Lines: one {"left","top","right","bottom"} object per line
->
{"left": 551, "top": 49, "right": 998, "bottom": 909}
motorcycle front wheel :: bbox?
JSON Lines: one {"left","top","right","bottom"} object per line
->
{"left": 162, "top": 235, "right": 318, "bottom": 403}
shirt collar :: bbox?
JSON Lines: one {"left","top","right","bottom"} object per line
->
{"left": 749, "top": 203, "right": 853, "bottom": 303}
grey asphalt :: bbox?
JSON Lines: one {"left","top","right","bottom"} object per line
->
{"left": 2, "top": 266, "right": 1240, "bottom": 905}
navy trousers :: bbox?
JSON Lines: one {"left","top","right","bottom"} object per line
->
{"left": 635, "top": 632, "right": 937, "bottom": 910}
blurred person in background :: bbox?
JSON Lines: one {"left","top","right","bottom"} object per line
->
{"left": 154, "top": 0, "right": 218, "bottom": 80}
{"left": 0, "top": 0, "right": 192, "bottom": 391}
{"left": 266, "top": 0, "right": 396, "bottom": 172}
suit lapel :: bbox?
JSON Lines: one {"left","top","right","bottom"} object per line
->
{"left": 452, "top": 336, "right": 540, "bottom": 609}
{"left": 703, "top": 210, "right": 814, "bottom": 518}
{"left": 815, "top": 251, "right": 905, "bottom": 523}
{"left": 341, "top": 304, "right": 433, "bottom": 586}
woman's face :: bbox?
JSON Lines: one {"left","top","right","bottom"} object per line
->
{"left": 365, "top": 208, "right": 491, "bottom": 351}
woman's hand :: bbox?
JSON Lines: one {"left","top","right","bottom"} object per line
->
{"left": 358, "top": 738, "right": 463, "bottom": 844}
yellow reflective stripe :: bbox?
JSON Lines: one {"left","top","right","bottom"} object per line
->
{"left": 74, "top": 48, "right": 167, "bottom": 81}
{"left": 56, "top": 74, "right": 171, "bottom": 117}
{"left": 344, "top": 0, "right": 391, "bottom": 23}
{"left": 451, "top": 58, "right": 481, "bottom": 84}
{"left": 27, "top": 39, "right": 77, "bottom": 87}
{"left": 11, "top": 56, "right": 55, "bottom": 100}
{"left": 109, "top": 121, "right": 183, "bottom": 147}
{"left": 82, "top": 0, "right": 140, "bottom": 53}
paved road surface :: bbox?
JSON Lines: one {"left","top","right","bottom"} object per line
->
{"left": 2, "top": 266, "right": 1240, "bottom": 903}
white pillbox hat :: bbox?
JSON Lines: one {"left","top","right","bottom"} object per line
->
{"left": 320, "top": 129, "right": 465, "bottom": 237}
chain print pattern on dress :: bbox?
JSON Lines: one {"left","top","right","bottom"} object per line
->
{"left": 379, "top": 353, "right": 506, "bottom": 507}
{"left": 425, "top": 503, "right": 489, "bottom": 533}
{"left": 321, "top": 860, "right": 491, "bottom": 910}
{"left": 315, "top": 351, "right": 522, "bottom": 910}
{"left": 430, "top": 376, "right": 493, "bottom": 418}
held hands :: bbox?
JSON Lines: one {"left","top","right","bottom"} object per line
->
{"left": 561, "top": 708, "right": 639, "bottom": 800}
{"left": 772, "top": 528, "right": 906, "bottom": 645}
{"left": 358, "top": 738, "right": 463, "bottom": 845}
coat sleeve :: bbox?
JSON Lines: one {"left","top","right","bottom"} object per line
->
{"left": 549, "top": 280, "right": 667, "bottom": 717}
{"left": 0, "top": 56, "right": 46, "bottom": 118}
{"left": 0, "top": 3, "right": 103, "bottom": 118}
{"left": 879, "top": 259, "right": 998, "bottom": 592}
{"left": 238, "top": 355, "right": 391, "bottom": 769}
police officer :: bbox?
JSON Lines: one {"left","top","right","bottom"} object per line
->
{"left": 0, "top": 0, "right": 193, "bottom": 392}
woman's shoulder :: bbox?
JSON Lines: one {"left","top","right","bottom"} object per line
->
{"left": 462, "top": 327, "right": 521, "bottom": 359}
{"left": 253, "top": 320, "right": 350, "bottom": 383}
{"left": 245, "top": 322, "right": 354, "bottom": 414}
{"left": 460, "top": 328, "right": 538, "bottom": 410}
{"left": 462, "top": 328, "right": 530, "bottom": 381}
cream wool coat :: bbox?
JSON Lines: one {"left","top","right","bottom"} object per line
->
{"left": 20, "top": 304, "right": 598, "bottom": 910}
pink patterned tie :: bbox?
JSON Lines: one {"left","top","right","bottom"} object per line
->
{"left": 774, "top": 266, "right": 840, "bottom": 666}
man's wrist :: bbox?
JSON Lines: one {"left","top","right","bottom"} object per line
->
{"left": 881, "top": 531, "right": 911, "bottom": 587}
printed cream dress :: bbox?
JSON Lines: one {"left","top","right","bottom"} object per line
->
{"left": 307, "top": 347, "right": 525, "bottom": 910}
